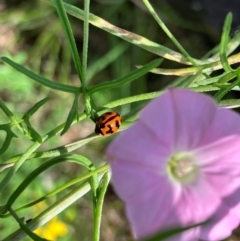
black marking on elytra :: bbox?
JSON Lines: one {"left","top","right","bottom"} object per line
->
{"left": 106, "top": 124, "right": 114, "bottom": 134}
{"left": 96, "top": 112, "right": 115, "bottom": 122}
{"left": 103, "top": 114, "right": 119, "bottom": 125}
{"left": 115, "top": 120, "right": 120, "bottom": 128}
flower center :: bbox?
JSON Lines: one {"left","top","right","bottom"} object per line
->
{"left": 167, "top": 152, "right": 199, "bottom": 185}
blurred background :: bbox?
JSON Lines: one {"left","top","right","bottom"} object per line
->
{"left": 0, "top": 0, "right": 240, "bottom": 240}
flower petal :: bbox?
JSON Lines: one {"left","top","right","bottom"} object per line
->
{"left": 193, "top": 136, "right": 240, "bottom": 197}
{"left": 223, "top": 186, "right": 240, "bottom": 221}
{"left": 123, "top": 175, "right": 181, "bottom": 239}
{"left": 199, "top": 201, "right": 239, "bottom": 241}
{"left": 140, "top": 89, "right": 218, "bottom": 151}
{"left": 107, "top": 121, "right": 171, "bottom": 170}
{"left": 201, "top": 108, "right": 240, "bottom": 145}
{"left": 110, "top": 161, "right": 173, "bottom": 202}
{"left": 174, "top": 176, "right": 222, "bottom": 226}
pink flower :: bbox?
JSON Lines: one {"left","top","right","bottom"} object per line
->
{"left": 107, "top": 88, "right": 240, "bottom": 241}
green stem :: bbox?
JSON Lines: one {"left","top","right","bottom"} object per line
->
{"left": 93, "top": 172, "right": 110, "bottom": 241}
{"left": 82, "top": 0, "right": 90, "bottom": 91}
{"left": 143, "top": 52, "right": 240, "bottom": 76}
{"left": 8, "top": 208, "right": 49, "bottom": 241}
{"left": 81, "top": 0, "right": 93, "bottom": 117}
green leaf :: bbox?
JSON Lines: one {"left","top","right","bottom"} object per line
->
{"left": 19, "top": 98, "right": 50, "bottom": 143}
{"left": 8, "top": 208, "right": 50, "bottom": 241}
{"left": 1, "top": 57, "right": 79, "bottom": 93}
{"left": 93, "top": 172, "right": 110, "bottom": 241}
{"left": 196, "top": 72, "right": 230, "bottom": 86}
{"left": 81, "top": 0, "right": 90, "bottom": 90}
{"left": 53, "top": 0, "right": 83, "bottom": 82}
{"left": 142, "top": 0, "right": 195, "bottom": 65}
{"left": 86, "top": 44, "right": 128, "bottom": 82}
{"left": 23, "top": 97, "right": 49, "bottom": 119}
{"left": 214, "top": 79, "right": 240, "bottom": 101}
{"left": 7, "top": 155, "right": 100, "bottom": 214}
{"left": 220, "top": 13, "right": 233, "bottom": 72}
{"left": 190, "top": 86, "right": 220, "bottom": 92}
{"left": 55, "top": 1, "right": 199, "bottom": 65}
{"left": 61, "top": 94, "right": 79, "bottom": 135}
{"left": 6, "top": 154, "right": 97, "bottom": 208}
{"left": 24, "top": 122, "right": 43, "bottom": 143}
{"left": 218, "top": 98, "right": 240, "bottom": 108}
{"left": 142, "top": 220, "right": 209, "bottom": 241}
{"left": 0, "top": 125, "right": 18, "bottom": 156}
{"left": 0, "top": 141, "right": 42, "bottom": 194}
{"left": 218, "top": 71, "right": 236, "bottom": 84}
{"left": 4, "top": 177, "right": 104, "bottom": 241}
{"left": 88, "top": 59, "right": 162, "bottom": 94}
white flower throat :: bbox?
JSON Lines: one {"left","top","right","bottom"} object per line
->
{"left": 167, "top": 152, "right": 199, "bottom": 184}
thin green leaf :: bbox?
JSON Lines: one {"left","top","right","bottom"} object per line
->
{"left": 218, "top": 98, "right": 240, "bottom": 108}
{"left": 61, "top": 93, "right": 79, "bottom": 135}
{"left": 214, "top": 79, "right": 240, "bottom": 101}
{"left": 45, "top": 162, "right": 105, "bottom": 198}
{"left": 86, "top": 44, "right": 128, "bottom": 82}
{"left": 142, "top": 0, "right": 196, "bottom": 65}
{"left": 1, "top": 57, "right": 79, "bottom": 93}
{"left": 6, "top": 154, "right": 97, "bottom": 208}
{"left": 0, "top": 134, "right": 98, "bottom": 171}
{"left": 142, "top": 220, "right": 209, "bottom": 241}
{"left": 0, "top": 125, "right": 18, "bottom": 155}
{"left": 0, "top": 98, "right": 14, "bottom": 118}
{"left": 21, "top": 98, "right": 49, "bottom": 143}
{"left": 220, "top": 13, "right": 233, "bottom": 72}
{"left": 0, "top": 98, "right": 23, "bottom": 132}
{"left": 93, "top": 172, "right": 110, "bottom": 241}
{"left": 143, "top": 52, "right": 240, "bottom": 77}
{"left": 0, "top": 142, "right": 42, "bottom": 194}
{"left": 190, "top": 86, "right": 220, "bottom": 92}
{"left": 23, "top": 97, "right": 49, "bottom": 119}
{"left": 82, "top": 0, "right": 90, "bottom": 90}
{"left": 88, "top": 59, "right": 162, "bottom": 94}
{"left": 6, "top": 158, "right": 103, "bottom": 216}
{"left": 3, "top": 179, "right": 97, "bottom": 241}
{"left": 53, "top": 0, "right": 83, "bottom": 82}
{"left": 51, "top": 1, "right": 199, "bottom": 65}
{"left": 195, "top": 72, "right": 230, "bottom": 86}
{"left": 25, "top": 123, "right": 43, "bottom": 143}
{"left": 217, "top": 70, "right": 236, "bottom": 84}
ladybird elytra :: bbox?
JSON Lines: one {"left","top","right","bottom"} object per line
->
{"left": 95, "top": 111, "right": 121, "bottom": 136}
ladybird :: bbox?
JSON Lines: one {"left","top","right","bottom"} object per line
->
{"left": 95, "top": 111, "right": 121, "bottom": 136}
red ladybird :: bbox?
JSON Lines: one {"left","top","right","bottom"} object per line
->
{"left": 95, "top": 111, "right": 121, "bottom": 136}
